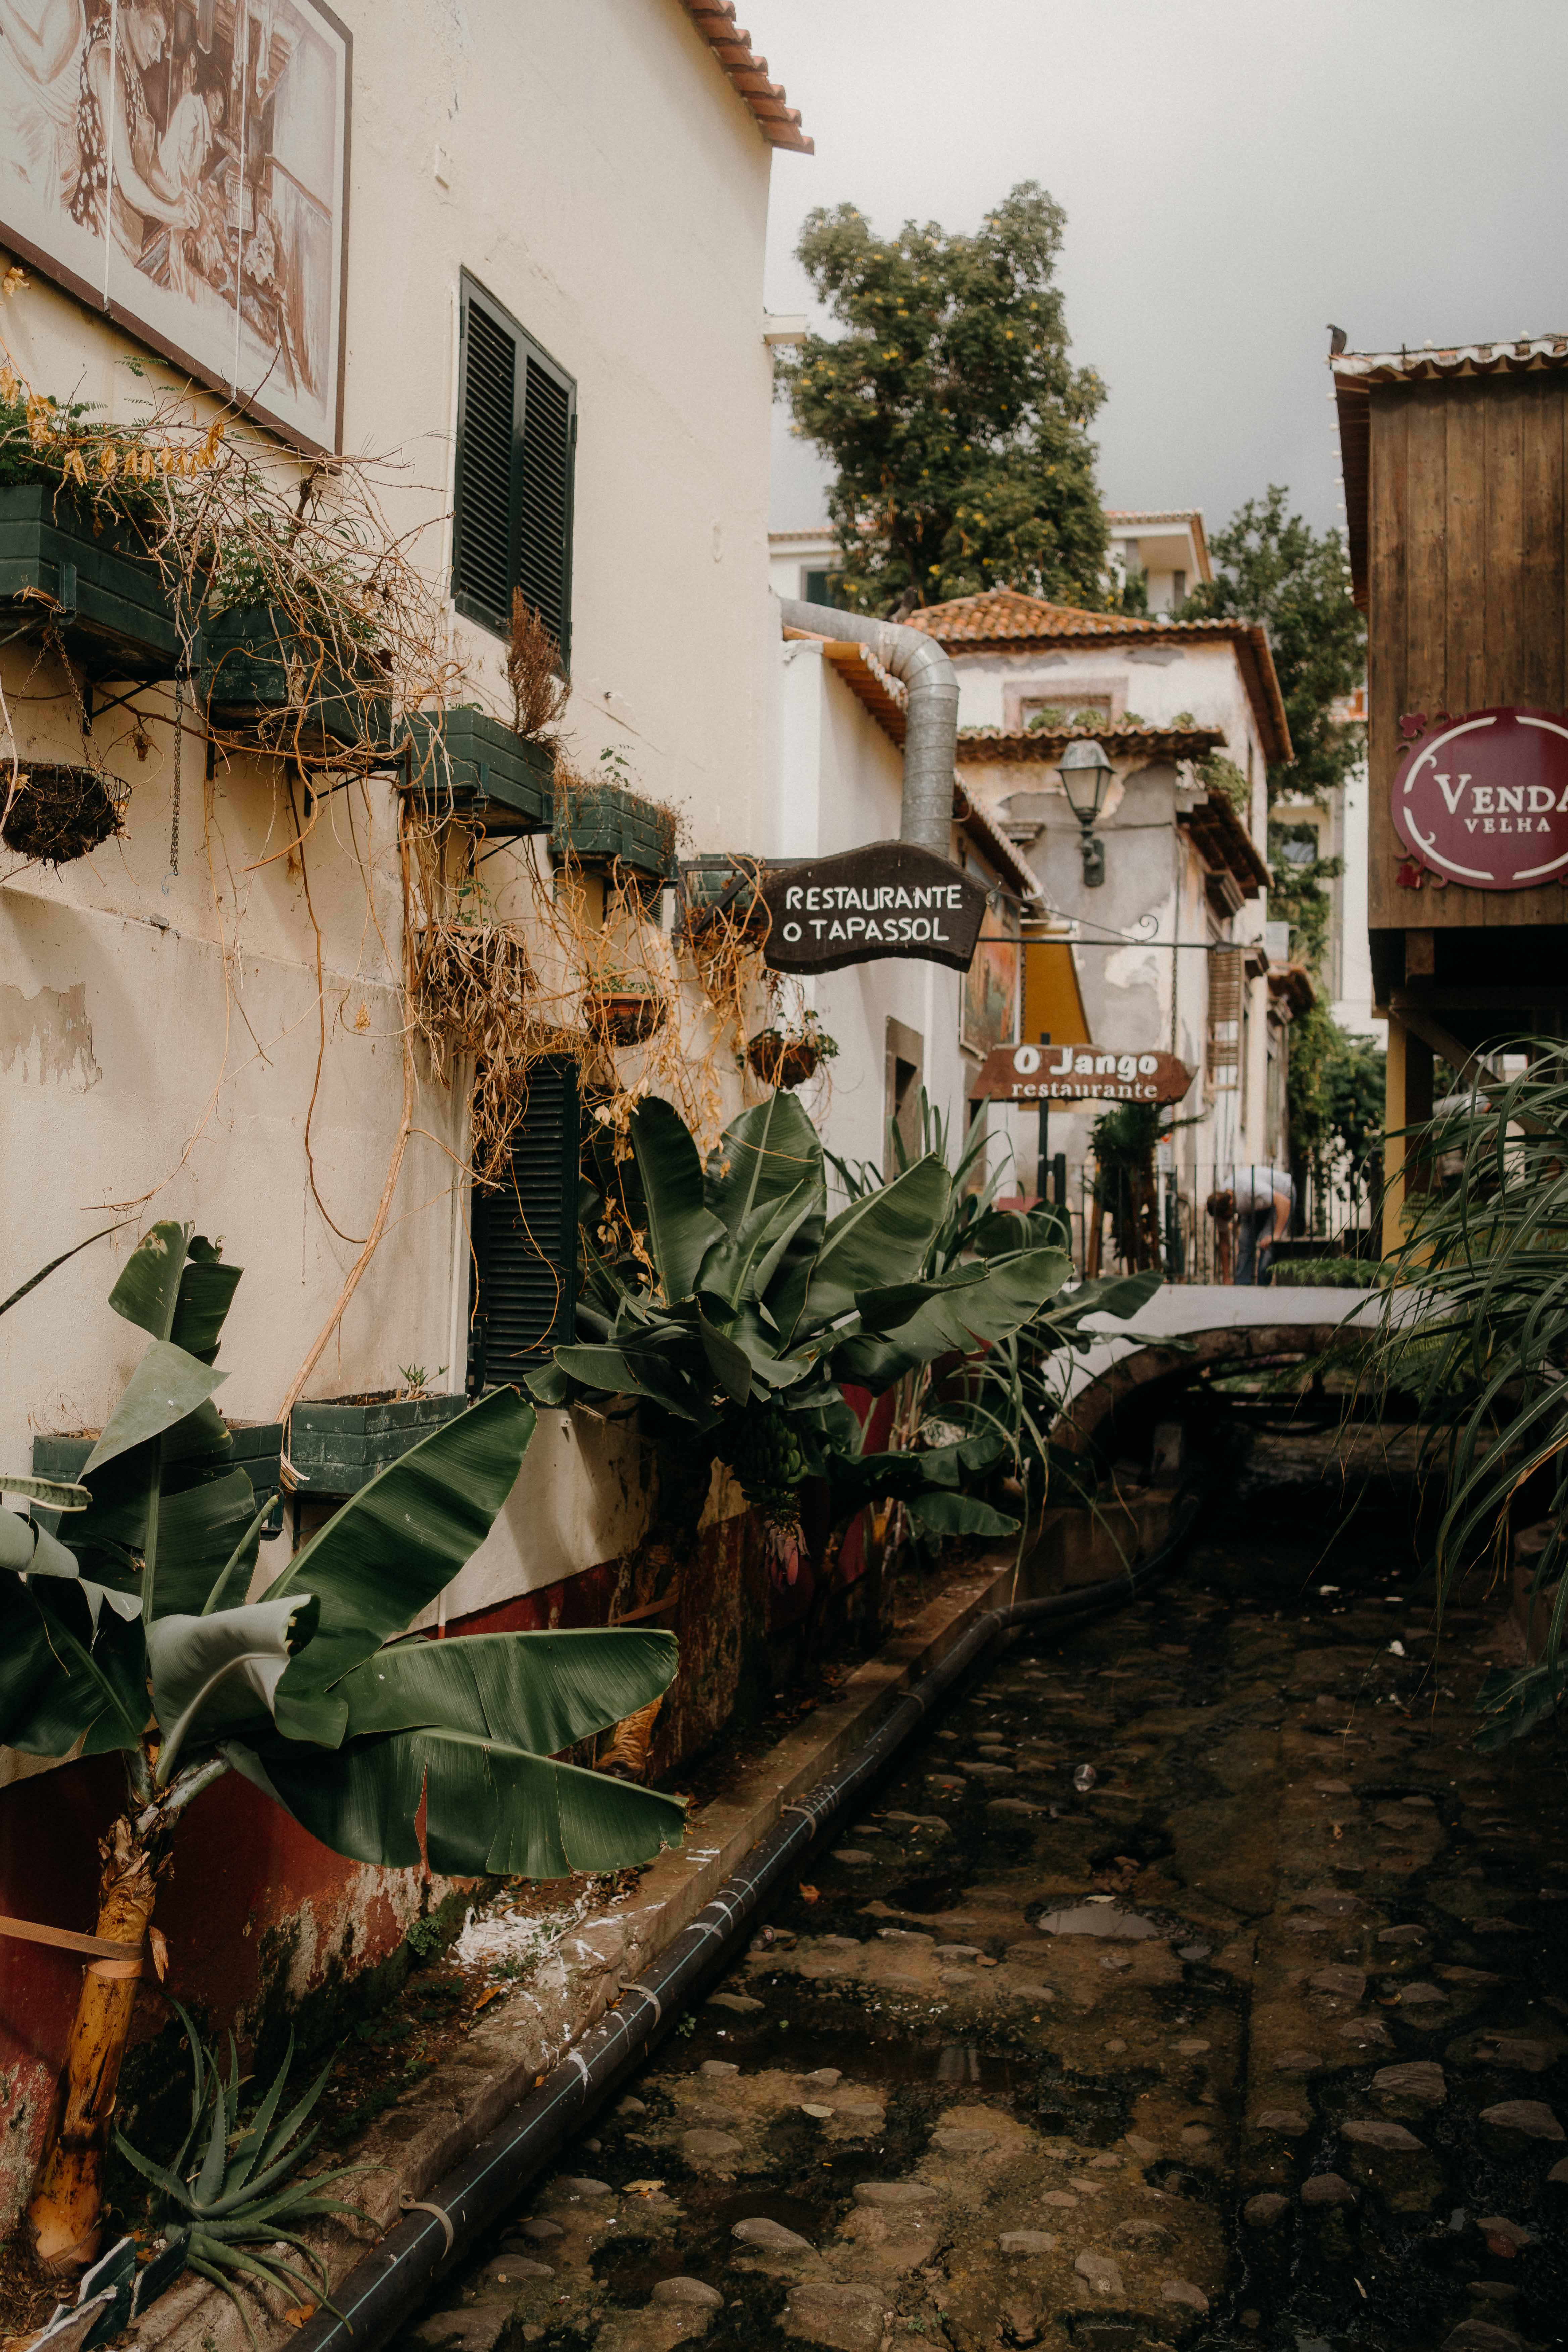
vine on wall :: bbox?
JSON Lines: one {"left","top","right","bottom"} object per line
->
{"left": 0, "top": 274, "right": 779, "bottom": 1404}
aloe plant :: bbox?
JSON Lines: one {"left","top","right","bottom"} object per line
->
{"left": 8, "top": 1223, "right": 683, "bottom": 2275}
{"left": 114, "top": 2006, "right": 372, "bottom": 2341}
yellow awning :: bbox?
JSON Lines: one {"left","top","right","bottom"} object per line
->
{"left": 1020, "top": 933, "right": 1091, "bottom": 1049}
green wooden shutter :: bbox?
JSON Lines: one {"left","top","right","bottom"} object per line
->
{"left": 452, "top": 276, "right": 576, "bottom": 660}
{"left": 452, "top": 282, "right": 520, "bottom": 634}
{"left": 518, "top": 352, "right": 575, "bottom": 663}
{"left": 468, "top": 1056, "right": 579, "bottom": 1391}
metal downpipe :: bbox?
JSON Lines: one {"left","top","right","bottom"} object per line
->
{"left": 779, "top": 596, "right": 960, "bottom": 860}
{"left": 289, "top": 1490, "right": 1204, "bottom": 2352}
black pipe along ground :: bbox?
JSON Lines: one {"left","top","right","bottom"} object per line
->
{"left": 290, "top": 1488, "right": 1204, "bottom": 2352}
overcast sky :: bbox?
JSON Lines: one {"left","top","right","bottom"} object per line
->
{"left": 750, "top": 0, "right": 1568, "bottom": 547}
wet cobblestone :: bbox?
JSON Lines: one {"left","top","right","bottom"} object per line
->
{"left": 399, "top": 1431, "right": 1568, "bottom": 2352}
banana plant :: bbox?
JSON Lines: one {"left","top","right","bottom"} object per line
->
{"left": 7, "top": 1223, "right": 684, "bottom": 2278}
{"left": 827, "top": 1089, "right": 1162, "bottom": 1606}
{"left": 530, "top": 1089, "right": 1097, "bottom": 1556}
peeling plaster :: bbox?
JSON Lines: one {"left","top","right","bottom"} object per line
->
{"left": 0, "top": 982, "right": 102, "bottom": 1089}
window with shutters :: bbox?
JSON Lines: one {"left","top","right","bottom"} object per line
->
{"left": 1206, "top": 946, "right": 1243, "bottom": 1093}
{"left": 468, "top": 1058, "right": 579, "bottom": 1392}
{"left": 452, "top": 275, "right": 576, "bottom": 661}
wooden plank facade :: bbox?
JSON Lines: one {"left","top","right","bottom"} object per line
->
{"left": 1334, "top": 337, "right": 1568, "bottom": 1244}
{"left": 1363, "top": 371, "right": 1568, "bottom": 943}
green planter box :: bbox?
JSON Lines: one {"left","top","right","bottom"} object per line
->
{"left": 552, "top": 784, "right": 677, "bottom": 884}
{"left": 1269, "top": 1257, "right": 1377, "bottom": 1289}
{"left": 32, "top": 1420, "right": 284, "bottom": 1531}
{"left": 679, "top": 853, "right": 766, "bottom": 931}
{"left": 289, "top": 1392, "right": 468, "bottom": 1497}
{"left": 198, "top": 603, "right": 395, "bottom": 758}
{"left": 401, "top": 705, "right": 554, "bottom": 834}
{"left": 0, "top": 482, "right": 180, "bottom": 680}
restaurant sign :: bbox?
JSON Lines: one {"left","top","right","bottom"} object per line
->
{"left": 759, "top": 842, "right": 989, "bottom": 974}
{"left": 972, "top": 1043, "right": 1195, "bottom": 1105}
{"left": 1393, "top": 707, "right": 1568, "bottom": 889}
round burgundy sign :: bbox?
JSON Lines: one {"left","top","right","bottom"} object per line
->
{"left": 1393, "top": 707, "right": 1568, "bottom": 889}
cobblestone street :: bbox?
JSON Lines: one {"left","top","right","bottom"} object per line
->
{"left": 404, "top": 1429, "right": 1568, "bottom": 2352}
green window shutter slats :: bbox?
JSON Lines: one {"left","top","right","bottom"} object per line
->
{"left": 517, "top": 358, "right": 572, "bottom": 650}
{"left": 453, "top": 277, "right": 576, "bottom": 658}
{"left": 470, "top": 1058, "right": 579, "bottom": 1389}
{"left": 453, "top": 300, "right": 518, "bottom": 630}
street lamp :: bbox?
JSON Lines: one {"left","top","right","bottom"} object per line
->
{"left": 1057, "top": 738, "right": 1113, "bottom": 887}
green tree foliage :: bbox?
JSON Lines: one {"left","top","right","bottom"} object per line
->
{"left": 775, "top": 183, "right": 1108, "bottom": 615}
{"left": 1265, "top": 828, "right": 1383, "bottom": 1188}
{"left": 1286, "top": 1002, "right": 1384, "bottom": 1180}
{"left": 1180, "top": 485, "right": 1365, "bottom": 803}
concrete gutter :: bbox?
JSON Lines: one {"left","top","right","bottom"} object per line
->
{"left": 136, "top": 1536, "right": 1088, "bottom": 2352}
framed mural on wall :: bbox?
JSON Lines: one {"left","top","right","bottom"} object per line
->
{"left": 0, "top": 0, "right": 351, "bottom": 453}
{"left": 961, "top": 924, "right": 1019, "bottom": 1059}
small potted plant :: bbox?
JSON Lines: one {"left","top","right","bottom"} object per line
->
{"left": 586, "top": 967, "right": 669, "bottom": 1047}
{"left": 745, "top": 1008, "right": 839, "bottom": 1091}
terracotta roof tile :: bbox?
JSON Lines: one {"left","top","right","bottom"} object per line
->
{"left": 679, "top": 3, "right": 812, "bottom": 152}
{"left": 1331, "top": 334, "right": 1568, "bottom": 386}
{"left": 958, "top": 722, "right": 1225, "bottom": 764}
{"left": 907, "top": 589, "right": 1293, "bottom": 769}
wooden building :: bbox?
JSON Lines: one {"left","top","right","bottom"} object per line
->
{"left": 1333, "top": 333, "right": 1568, "bottom": 1244}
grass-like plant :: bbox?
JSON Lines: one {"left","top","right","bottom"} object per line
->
{"left": 1364, "top": 1043, "right": 1568, "bottom": 1746}
{"left": 115, "top": 2006, "right": 374, "bottom": 2341}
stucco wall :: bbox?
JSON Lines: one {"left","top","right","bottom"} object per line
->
{"left": 0, "top": 0, "right": 795, "bottom": 2233}
{"left": 769, "top": 635, "right": 967, "bottom": 1186}
{"left": 947, "top": 638, "right": 1268, "bottom": 832}
{"left": 0, "top": 0, "right": 776, "bottom": 1573}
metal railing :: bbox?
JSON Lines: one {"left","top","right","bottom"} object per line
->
{"left": 1035, "top": 1154, "right": 1382, "bottom": 1284}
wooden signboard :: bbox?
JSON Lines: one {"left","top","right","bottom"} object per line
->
{"left": 972, "top": 1043, "right": 1195, "bottom": 1106}
{"left": 1392, "top": 707, "right": 1568, "bottom": 890}
{"left": 760, "top": 843, "right": 988, "bottom": 974}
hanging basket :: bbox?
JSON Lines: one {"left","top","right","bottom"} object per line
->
{"left": 0, "top": 764, "right": 124, "bottom": 865}
{"left": 588, "top": 991, "right": 668, "bottom": 1047}
{"left": 746, "top": 1029, "right": 823, "bottom": 1090}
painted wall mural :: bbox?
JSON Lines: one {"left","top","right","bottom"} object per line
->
{"left": 0, "top": 0, "right": 349, "bottom": 450}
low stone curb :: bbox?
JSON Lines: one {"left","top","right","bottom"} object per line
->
{"left": 135, "top": 1540, "right": 1056, "bottom": 2352}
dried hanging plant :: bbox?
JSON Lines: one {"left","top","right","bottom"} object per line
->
{"left": 0, "top": 763, "right": 125, "bottom": 865}
{"left": 505, "top": 589, "right": 570, "bottom": 743}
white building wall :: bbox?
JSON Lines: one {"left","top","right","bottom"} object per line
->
{"left": 767, "top": 636, "right": 967, "bottom": 1188}
{"left": 0, "top": 0, "right": 779, "bottom": 1603}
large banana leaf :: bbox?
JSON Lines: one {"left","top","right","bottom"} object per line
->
{"left": 0, "top": 1475, "right": 90, "bottom": 1511}
{"left": 229, "top": 1725, "right": 686, "bottom": 1878}
{"left": 0, "top": 1504, "right": 142, "bottom": 1626}
{"left": 264, "top": 1388, "right": 537, "bottom": 1742}
{"left": 698, "top": 1095, "right": 824, "bottom": 1310}
{"left": 109, "top": 1224, "right": 242, "bottom": 1359}
{"left": 630, "top": 1099, "right": 724, "bottom": 1304}
{"left": 704, "top": 1091, "right": 823, "bottom": 1235}
{"left": 82, "top": 1342, "right": 228, "bottom": 1476}
{"left": 904, "top": 1489, "right": 1018, "bottom": 1539}
{"left": 336, "top": 1627, "right": 677, "bottom": 1750}
{"left": 150, "top": 1595, "right": 321, "bottom": 1779}
{"left": 834, "top": 1245, "right": 1072, "bottom": 1387}
{"left": 0, "top": 1577, "right": 147, "bottom": 1755}
{"left": 148, "top": 1471, "right": 268, "bottom": 1618}
{"left": 795, "top": 1156, "right": 951, "bottom": 1334}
